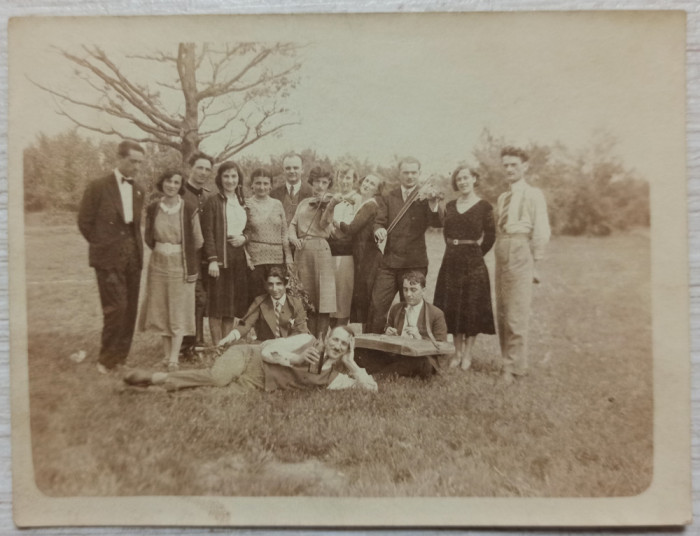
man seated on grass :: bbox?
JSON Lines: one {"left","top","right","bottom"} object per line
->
{"left": 356, "top": 270, "right": 448, "bottom": 379}
{"left": 123, "top": 326, "right": 377, "bottom": 393}
{"left": 219, "top": 265, "right": 309, "bottom": 344}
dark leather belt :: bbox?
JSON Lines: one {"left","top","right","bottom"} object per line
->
{"left": 446, "top": 239, "right": 478, "bottom": 245}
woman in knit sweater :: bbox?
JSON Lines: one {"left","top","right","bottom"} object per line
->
{"left": 243, "top": 168, "right": 293, "bottom": 302}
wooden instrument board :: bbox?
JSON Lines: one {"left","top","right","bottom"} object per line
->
{"left": 354, "top": 334, "right": 455, "bottom": 357}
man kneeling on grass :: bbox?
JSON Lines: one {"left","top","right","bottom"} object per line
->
{"left": 356, "top": 270, "right": 448, "bottom": 379}
{"left": 123, "top": 326, "right": 377, "bottom": 393}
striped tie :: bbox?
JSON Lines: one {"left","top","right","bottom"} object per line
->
{"left": 274, "top": 300, "right": 282, "bottom": 338}
{"left": 498, "top": 191, "right": 512, "bottom": 231}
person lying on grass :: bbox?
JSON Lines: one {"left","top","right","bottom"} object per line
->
{"left": 123, "top": 326, "right": 378, "bottom": 393}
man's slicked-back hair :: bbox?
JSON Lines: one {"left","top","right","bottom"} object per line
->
{"left": 117, "top": 140, "right": 144, "bottom": 158}
{"left": 402, "top": 270, "right": 427, "bottom": 288}
{"left": 398, "top": 156, "right": 421, "bottom": 171}
{"left": 332, "top": 324, "right": 356, "bottom": 339}
{"left": 500, "top": 146, "right": 529, "bottom": 163}
{"left": 282, "top": 152, "right": 304, "bottom": 165}
{"left": 188, "top": 152, "right": 214, "bottom": 168}
{"left": 265, "top": 264, "right": 288, "bottom": 283}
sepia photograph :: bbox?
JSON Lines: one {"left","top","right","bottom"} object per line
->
{"left": 7, "top": 10, "right": 691, "bottom": 527}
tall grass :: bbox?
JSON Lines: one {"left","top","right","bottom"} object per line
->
{"left": 24, "top": 223, "right": 652, "bottom": 497}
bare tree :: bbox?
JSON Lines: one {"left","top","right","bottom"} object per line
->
{"left": 31, "top": 42, "right": 302, "bottom": 163}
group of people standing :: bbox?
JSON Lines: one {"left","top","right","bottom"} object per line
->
{"left": 78, "top": 140, "right": 549, "bottom": 388}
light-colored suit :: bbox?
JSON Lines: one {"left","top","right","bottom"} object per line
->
{"left": 494, "top": 179, "right": 550, "bottom": 375}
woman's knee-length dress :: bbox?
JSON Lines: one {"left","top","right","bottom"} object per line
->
{"left": 433, "top": 199, "right": 496, "bottom": 336}
{"left": 289, "top": 197, "right": 336, "bottom": 314}
{"left": 139, "top": 201, "right": 202, "bottom": 337}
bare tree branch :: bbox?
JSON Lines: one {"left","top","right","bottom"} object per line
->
{"left": 199, "top": 105, "right": 246, "bottom": 137}
{"left": 216, "top": 114, "right": 300, "bottom": 162}
{"left": 81, "top": 46, "right": 181, "bottom": 130}
{"left": 197, "top": 46, "right": 277, "bottom": 101}
{"left": 36, "top": 42, "right": 302, "bottom": 163}
{"left": 126, "top": 52, "right": 177, "bottom": 63}
{"left": 52, "top": 100, "right": 180, "bottom": 150}
{"left": 155, "top": 80, "right": 182, "bottom": 92}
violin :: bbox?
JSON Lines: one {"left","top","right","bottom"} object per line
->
{"left": 308, "top": 193, "right": 335, "bottom": 209}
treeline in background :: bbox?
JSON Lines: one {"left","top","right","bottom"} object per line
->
{"left": 23, "top": 128, "right": 649, "bottom": 236}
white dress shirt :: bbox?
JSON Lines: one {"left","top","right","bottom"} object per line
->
{"left": 272, "top": 294, "right": 287, "bottom": 310}
{"left": 402, "top": 300, "right": 424, "bottom": 336}
{"left": 287, "top": 181, "right": 301, "bottom": 198}
{"left": 114, "top": 168, "right": 133, "bottom": 224}
{"left": 225, "top": 195, "right": 247, "bottom": 237}
{"left": 401, "top": 185, "right": 417, "bottom": 203}
{"left": 497, "top": 178, "right": 551, "bottom": 260}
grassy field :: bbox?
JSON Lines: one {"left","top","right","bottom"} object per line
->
{"left": 23, "top": 221, "right": 652, "bottom": 497}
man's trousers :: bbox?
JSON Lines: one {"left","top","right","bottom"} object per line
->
{"left": 164, "top": 344, "right": 265, "bottom": 392}
{"left": 494, "top": 234, "right": 534, "bottom": 376}
{"left": 95, "top": 261, "right": 141, "bottom": 369}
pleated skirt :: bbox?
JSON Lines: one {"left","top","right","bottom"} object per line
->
{"left": 294, "top": 238, "right": 337, "bottom": 314}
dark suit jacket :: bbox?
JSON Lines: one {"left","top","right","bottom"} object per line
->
{"left": 78, "top": 172, "right": 145, "bottom": 270}
{"left": 271, "top": 182, "right": 314, "bottom": 225}
{"left": 374, "top": 188, "right": 443, "bottom": 269}
{"left": 385, "top": 300, "right": 448, "bottom": 342}
{"left": 236, "top": 293, "right": 310, "bottom": 341}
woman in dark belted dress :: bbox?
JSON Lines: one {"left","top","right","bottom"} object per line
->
{"left": 433, "top": 164, "right": 496, "bottom": 370}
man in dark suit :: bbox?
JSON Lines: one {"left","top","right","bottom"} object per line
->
{"left": 367, "top": 156, "right": 443, "bottom": 334}
{"left": 78, "top": 140, "right": 146, "bottom": 374}
{"left": 357, "top": 271, "right": 448, "bottom": 378}
{"left": 180, "top": 152, "right": 214, "bottom": 354}
{"left": 270, "top": 152, "right": 314, "bottom": 225}
{"left": 218, "top": 265, "right": 310, "bottom": 344}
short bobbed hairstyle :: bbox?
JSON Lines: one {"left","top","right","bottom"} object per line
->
{"left": 156, "top": 169, "right": 186, "bottom": 195}
{"left": 500, "top": 146, "right": 529, "bottom": 163}
{"left": 401, "top": 270, "right": 427, "bottom": 289}
{"left": 215, "top": 161, "right": 245, "bottom": 204}
{"left": 450, "top": 165, "right": 480, "bottom": 191}
{"left": 360, "top": 174, "right": 385, "bottom": 197}
{"left": 336, "top": 162, "right": 359, "bottom": 185}
{"left": 250, "top": 168, "right": 273, "bottom": 184}
{"left": 307, "top": 165, "right": 334, "bottom": 189}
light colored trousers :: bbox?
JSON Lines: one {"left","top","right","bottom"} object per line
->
{"left": 494, "top": 234, "right": 534, "bottom": 376}
{"left": 164, "top": 344, "right": 265, "bottom": 392}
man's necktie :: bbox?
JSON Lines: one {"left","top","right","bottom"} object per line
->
{"left": 121, "top": 176, "right": 133, "bottom": 185}
{"left": 288, "top": 186, "right": 294, "bottom": 199}
{"left": 274, "top": 301, "right": 282, "bottom": 338}
{"left": 498, "top": 191, "right": 512, "bottom": 231}
{"left": 405, "top": 305, "right": 414, "bottom": 327}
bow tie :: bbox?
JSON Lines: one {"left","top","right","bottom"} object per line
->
{"left": 121, "top": 177, "right": 133, "bottom": 185}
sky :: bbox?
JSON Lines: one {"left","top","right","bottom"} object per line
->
{"left": 10, "top": 12, "right": 685, "bottom": 181}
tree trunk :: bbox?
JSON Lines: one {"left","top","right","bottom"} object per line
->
{"left": 177, "top": 43, "right": 200, "bottom": 164}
